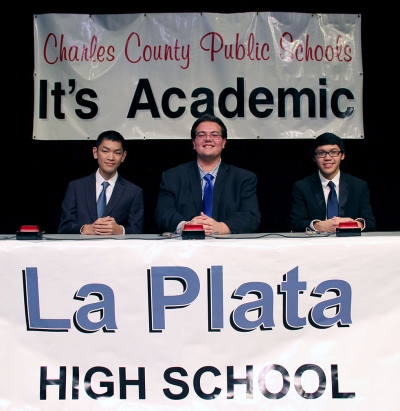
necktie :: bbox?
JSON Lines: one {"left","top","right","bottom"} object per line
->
{"left": 327, "top": 181, "right": 339, "bottom": 219}
{"left": 97, "top": 181, "right": 110, "bottom": 218}
{"left": 202, "top": 174, "right": 214, "bottom": 217}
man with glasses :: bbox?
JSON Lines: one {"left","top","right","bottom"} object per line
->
{"left": 155, "top": 114, "right": 261, "bottom": 235}
{"left": 290, "top": 132, "right": 376, "bottom": 232}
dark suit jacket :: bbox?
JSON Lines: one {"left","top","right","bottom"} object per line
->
{"left": 58, "top": 172, "right": 144, "bottom": 234}
{"left": 155, "top": 160, "right": 261, "bottom": 233}
{"left": 290, "top": 171, "right": 376, "bottom": 232}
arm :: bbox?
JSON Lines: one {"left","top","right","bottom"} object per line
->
{"left": 123, "top": 188, "right": 144, "bottom": 234}
{"left": 58, "top": 182, "right": 82, "bottom": 234}
{"left": 290, "top": 182, "right": 313, "bottom": 232}
{"left": 221, "top": 172, "right": 261, "bottom": 234}
{"left": 155, "top": 171, "right": 191, "bottom": 233}
{"left": 356, "top": 181, "right": 376, "bottom": 231}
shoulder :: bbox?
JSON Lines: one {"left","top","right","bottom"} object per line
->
{"left": 220, "top": 162, "right": 257, "bottom": 179}
{"left": 340, "top": 172, "right": 368, "bottom": 187}
{"left": 293, "top": 172, "right": 318, "bottom": 186}
{"left": 162, "top": 161, "right": 196, "bottom": 175}
{"left": 67, "top": 173, "right": 94, "bottom": 187}
{"left": 116, "top": 174, "right": 142, "bottom": 192}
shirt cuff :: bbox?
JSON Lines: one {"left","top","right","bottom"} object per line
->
{"left": 176, "top": 221, "right": 187, "bottom": 234}
{"left": 355, "top": 218, "right": 365, "bottom": 231}
{"left": 310, "top": 220, "right": 321, "bottom": 230}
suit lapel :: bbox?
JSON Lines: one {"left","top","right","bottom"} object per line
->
{"left": 339, "top": 173, "right": 349, "bottom": 217}
{"left": 188, "top": 161, "right": 203, "bottom": 212}
{"left": 104, "top": 176, "right": 125, "bottom": 216}
{"left": 86, "top": 173, "right": 98, "bottom": 221}
{"left": 213, "top": 162, "right": 228, "bottom": 213}
{"left": 310, "top": 172, "right": 326, "bottom": 214}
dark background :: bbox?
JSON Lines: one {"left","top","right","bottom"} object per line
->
{"left": 5, "top": 2, "right": 398, "bottom": 234}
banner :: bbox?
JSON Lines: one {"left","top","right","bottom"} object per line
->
{"left": 0, "top": 234, "right": 399, "bottom": 409}
{"left": 33, "top": 12, "right": 363, "bottom": 140}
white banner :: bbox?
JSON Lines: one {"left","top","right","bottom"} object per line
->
{"left": 33, "top": 12, "right": 363, "bottom": 140}
{"left": 0, "top": 233, "right": 399, "bottom": 410}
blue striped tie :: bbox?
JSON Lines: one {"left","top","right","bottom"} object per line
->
{"left": 97, "top": 181, "right": 110, "bottom": 218}
{"left": 327, "top": 181, "right": 339, "bottom": 219}
{"left": 202, "top": 174, "right": 214, "bottom": 217}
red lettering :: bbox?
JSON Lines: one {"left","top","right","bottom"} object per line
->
{"left": 344, "top": 45, "right": 352, "bottom": 62}
{"left": 68, "top": 46, "right": 79, "bottom": 62}
{"left": 42, "top": 33, "right": 114, "bottom": 64}
{"left": 280, "top": 32, "right": 294, "bottom": 62}
{"left": 336, "top": 35, "right": 343, "bottom": 62}
{"left": 43, "top": 33, "right": 58, "bottom": 64}
{"left": 125, "top": 32, "right": 141, "bottom": 63}
{"left": 235, "top": 33, "right": 245, "bottom": 60}
{"left": 200, "top": 32, "right": 224, "bottom": 62}
{"left": 247, "top": 33, "right": 255, "bottom": 61}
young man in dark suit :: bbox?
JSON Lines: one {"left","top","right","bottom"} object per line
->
{"left": 155, "top": 114, "right": 261, "bottom": 235}
{"left": 58, "top": 130, "right": 144, "bottom": 235}
{"left": 290, "top": 132, "right": 376, "bottom": 233}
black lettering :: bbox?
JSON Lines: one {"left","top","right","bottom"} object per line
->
{"left": 161, "top": 87, "right": 186, "bottom": 118}
{"left": 163, "top": 366, "right": 189, "bottom": 400}
{"left": 127, "top": 78, "right": 160, "bottom": 118}
{"left": 75, "top": 88, "right": 98, "bottom": 119}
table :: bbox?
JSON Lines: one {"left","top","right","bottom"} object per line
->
{"left": 1, "top": 232, "right": 399, "bottom": 410}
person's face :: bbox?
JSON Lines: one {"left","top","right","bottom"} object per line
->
{"left": 192, "top": 121, "right": 226, "bottom": 160}
{"left": 93, "top": 138, "right": 126, "bottom": 179}
{"left": 313, "top": 144, "right": 345, "bottom": 180}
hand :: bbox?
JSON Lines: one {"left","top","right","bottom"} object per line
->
{"left": 184, "top": 213, "right": 230, "bottom": 235}
{"left": 314, "top": 217, "right": 360, "bottom": 233}
{"left": 92, "top": 216, "right": 123, "bottom": 235}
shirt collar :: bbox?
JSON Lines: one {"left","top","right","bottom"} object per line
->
{"left": 96, "top": 169, "right": 118, "bottom": 188}
{"left": 198, "top": 160, "right": 221, "bottom": 179}
{"left": 319, "top": 170, "right": 341, "bottom": 187}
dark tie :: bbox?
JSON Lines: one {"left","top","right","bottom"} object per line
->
{"left": 202, "top": 174, "right": 214, "bottom": 217}
{"left": 97, "top": 181, "right": 110, "bottom": 218}
{"left": 327, "top": 181, "right": 339, "bottom": 219}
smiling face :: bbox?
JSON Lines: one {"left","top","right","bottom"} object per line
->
{"left": 314, "top": 144, "right": 345, "bottom": 180}
{"left": 192, "top": 121, "right": 226, "bottom": 164}
{"left": 93, "top": 138, "right": 126, "bottom": 180}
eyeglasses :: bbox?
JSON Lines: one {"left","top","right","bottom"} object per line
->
{"left": 314, "top": 150, "right": 342, "bottom": 158}
{"left": 195, "top": 131, "right": 223, "bottom": 140}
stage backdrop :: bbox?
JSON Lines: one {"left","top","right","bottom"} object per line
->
{"left": 33, "top": 12, "right": 363, "bottom": 141}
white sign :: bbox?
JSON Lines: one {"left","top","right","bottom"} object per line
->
{"left": 0, "top": 234, "right": 399, "bottom": 409}
{"left": 33, "top": 12, "right": 363, "bottom": 140}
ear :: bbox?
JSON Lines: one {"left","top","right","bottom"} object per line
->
{"left": 92, "top": 147, "right": 98, "bottom": 159}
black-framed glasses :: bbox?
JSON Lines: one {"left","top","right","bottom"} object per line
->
{"left": 314, "top": 149, "right": 342, "bottom": 158}
{"left": 195, "top": 131, "right": 223, "bottom": 140}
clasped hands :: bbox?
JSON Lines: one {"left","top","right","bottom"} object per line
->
{"left": 314, "top": 216, "right": 363, "bottom": 233}
{"left": 82, "top": 216, "right": 123, "bottom": 235}
{"left": 182, "top": 212, "right": 230, "bottom": 236}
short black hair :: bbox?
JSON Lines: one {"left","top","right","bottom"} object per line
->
{"left": 96, "top": 130, "right": 126, "bottom": 151}
{"left": 310, "top": 132, "right": 345, "bottom": 157}
{"left": 190, "top": 114, "right": 228, "bottom": 139}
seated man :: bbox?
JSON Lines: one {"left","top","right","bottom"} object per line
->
{"left": 58, "top": 130, "right": 144, "bottom": 235}
{"left": 155, "top": 114, "right": 261, "bottom": 235}
{"left": 290, "top": 132, "right": 376, "bottom": 233}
